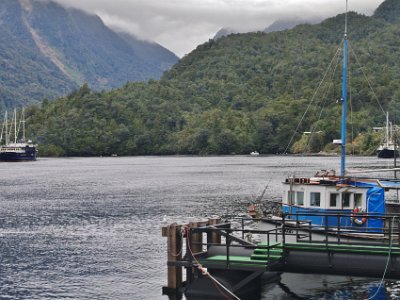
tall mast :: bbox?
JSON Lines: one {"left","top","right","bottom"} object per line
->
{"left": 14, "top": 108, "right": 17, "bottom": 143}
{"left": 386, "top": 112, "right": 389, "bottom": 145}
{"left": 22, "top": 108, "right": 26, "bottom": 142}
{"left": 340, "top": 0, "right": 348, "bottom": 177}
{"left": 4, "top": 111, "right": 8, "bottom": 145}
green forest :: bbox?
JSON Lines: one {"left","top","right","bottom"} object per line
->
{"left": 22, "top": 1, "right": 400, "bottom": 157}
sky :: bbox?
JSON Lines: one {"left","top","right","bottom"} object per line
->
{"left": 53, "top": 0, "right": 386, "bottom": 57}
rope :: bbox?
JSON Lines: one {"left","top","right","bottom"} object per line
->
{"left": 166, "top": 226, "right": 187, "bottom": 257}
{"left": 367, "top": 216, "right": 395, "bottom": 300}
{"left": 185, "top": 227, "right": 241, "bottom": 300}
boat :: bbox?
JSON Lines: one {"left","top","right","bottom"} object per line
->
{"left": 260, "top": 1, "right": 400, "bottom": 237}
{"left": 250, "top": 151, "right": 260, "bottom": 156}
{"left": 0, "top": 109, "right": 37, "bottom": 162}
{"left": 376, "top": 112, "right": 398, "bottom": 158}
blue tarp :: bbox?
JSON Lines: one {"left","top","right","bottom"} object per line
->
{"left": 366, "top": 186, "right": 385, "bottom": 229}
{"left": 342, "top": 181, "right": 385, "bottom": 230}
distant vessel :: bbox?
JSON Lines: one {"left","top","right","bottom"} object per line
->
{"left": 250, "top": 151, "right": 260, "bottom": 156}
{"left": 376, "top": 112, "right": 398, "bottom": 158}
{"left": 0, "top": 109, "right": 37, "bottom": 161}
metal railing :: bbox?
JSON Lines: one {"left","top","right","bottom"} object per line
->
{"left": 184, "top": 212, "right": 400, "bottom": 271}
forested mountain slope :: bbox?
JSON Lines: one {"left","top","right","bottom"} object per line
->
{"left": 0, "top": 0, "right": 178, "bottom": 111}
{"left": 23, "top": 0, "right": 400, "bottom": 156}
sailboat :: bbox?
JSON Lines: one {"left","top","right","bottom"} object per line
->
{"left": 263, "top": 1, "right": 400, "bottom": 236}
{"left": 376, "top": 112, "right": 399, "bottom": 158}
{"left": 0, "top": 109, "right": 37, "bottom": 161}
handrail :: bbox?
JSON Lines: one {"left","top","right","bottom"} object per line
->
{"left": 188, "top": 212, "right": 400, "bottom": 265}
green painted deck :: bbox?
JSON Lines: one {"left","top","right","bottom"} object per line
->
{"left": 199, "top": 241, "right": 400, "bottom": 270}
{"left": 199, "top": 243, "right": 284, "bottom": 269}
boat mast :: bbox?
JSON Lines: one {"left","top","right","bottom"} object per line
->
{"left": 5, "top": 111, "right": 8, "bottom": 145}
{"left": 14, "top": 108, "right": 17, "bottom": 144}
{"left": 22, "top": 108, "right": 26, "bottom": 142}
{"left": 340, "top": 0, "right": 348, "bottom": 177}
{"left": 385, "top": 112, "right": 389, "bottom": 146}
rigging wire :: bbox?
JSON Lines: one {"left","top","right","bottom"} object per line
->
{"left": 348, "top": 44, "right": 355, "bottom": 155}
{"left": 302, "top": 46, "right": 342, "bottom": 154}
{"left": 348, "top": 40, "right": 387, "bottom": 118}
{"left": 286, "top": 38, "right": 387, "bottom": 156}
{"left": 283, "top": 43, "right": 343, "bottom": 154}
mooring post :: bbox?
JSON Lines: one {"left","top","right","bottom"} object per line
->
{"left": 162, "top": 223, "right": 182, "bottom": 295}
{"left": 189, "top": 220, "right": 207, "bottom": 254}
{"left": 207, "top": 217, "right": 221, "bottom": 249}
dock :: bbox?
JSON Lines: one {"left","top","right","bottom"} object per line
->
{"left": 162, "top": 213, "right": 400, "bottom": 299}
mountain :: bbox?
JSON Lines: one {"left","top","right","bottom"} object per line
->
{"left": 213, "top": 18, "right": 321, "bottom": 40}
{"left": 373, "top": 0, "right": 400, "bottom": 23}
{"left": 0, "top": 0, "right": 178, "bottom": 111}
{"left": 214, "top": 28, "right": 238, "bottom": 40}
{"left": 264, "top": 18, "right": 321, "bottom": 33}
{"left": 23, "top": 0, "right": 400, "bottom": 156}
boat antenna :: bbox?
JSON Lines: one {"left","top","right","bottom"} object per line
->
{"left": 340, "top": 0, "right": 348, "bottom": 177}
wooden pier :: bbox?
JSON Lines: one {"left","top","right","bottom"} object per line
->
{"left": 162, "top": 213, "right": 400, "bottom": 299}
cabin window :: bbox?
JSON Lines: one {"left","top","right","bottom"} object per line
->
{"left": 287, "top": 191, "right": 295, "bottom": 205}
{"left": 330, "top": 193, "right": 339, "bottom": 207}
{"left": 354, "top": 193, "right": 363, "bottom": 208}
{"left": 342, "top": 192, "right": 351, "bottom": 208}
{"left": 296, "top": 191, "right": 304, "bottom": 206}
{"left": 310, "top": 192, "right": 321, "bottom": 207}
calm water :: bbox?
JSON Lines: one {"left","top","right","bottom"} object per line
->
{"left": 0, "top": 155, "right": 399, "bottom": 300}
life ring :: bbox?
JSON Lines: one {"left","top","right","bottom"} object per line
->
{"left": 351, "top": 207, "right": 367, "bottom": 225}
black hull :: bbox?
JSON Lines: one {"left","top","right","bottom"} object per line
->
{"left": 377, "top": 148, "right": 399, "bottom": 159}
{"left": 0, "top": 148, "right": 37, "bottom": 162}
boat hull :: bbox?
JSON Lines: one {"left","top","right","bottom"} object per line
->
{"left": 377, "top": 148, "right": 399, "bottom": 158}
{"left": 0, "top": 147, "right": 37, "bottom": 161}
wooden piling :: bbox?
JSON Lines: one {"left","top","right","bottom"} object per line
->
{"left": 162, "top": 223, "right": 182, "bottom": 294}
{"left": 208, "top": 217, "right": 221, "bottom": 245}
{"left": 189, "top": 220, "right": 208, "bottom": 254}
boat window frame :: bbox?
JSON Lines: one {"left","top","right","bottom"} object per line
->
{"left": 310, "top": 192, "right": 321, "bottom": 207}
{"left": 342, "top": 192, "right": 352, "bottom": 208}
{"left": 296, "top": 191, "right": 304, "bottom": 206}
{"left": 354, "top": 193, "right": 363, "bottom": 208}
{"left": 329, "top": 192, "right": 340, "bottom": 208}
{"left": 287, "top": 190, "right": 295, "bottom": 205}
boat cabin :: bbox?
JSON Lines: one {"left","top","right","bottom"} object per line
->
{"left": 281, "top": 171, "right": 392, "bottom": 231}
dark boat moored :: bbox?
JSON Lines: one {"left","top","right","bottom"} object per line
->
{"left": 376, "top": 112, "right": 398, "bottom": 159}
{"left": 0, "top": 109, "right": 37, "bottom": 162}
{"left": 0, "top": 142, "right": 37, "bottom": 161}
{"left": 377, "top": 147, "right": 399, "bottom": 159}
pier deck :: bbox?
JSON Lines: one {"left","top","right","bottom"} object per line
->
{"left": 162, "top": 213, "right": 400, "bottom": 299}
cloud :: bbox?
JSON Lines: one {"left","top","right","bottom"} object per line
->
{"left": 52, "top": 0, "right": 385, "bottom": 57}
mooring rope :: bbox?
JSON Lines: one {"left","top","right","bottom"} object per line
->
{"left": 185, "top": 227, "right": 241, "bottom": 300}
{"left": 367, "top": 216, "right": 395, "bottom": 300}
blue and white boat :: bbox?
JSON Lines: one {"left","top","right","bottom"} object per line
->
{"left": 267, "top": 1, "right": 400, "bottom": 236}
